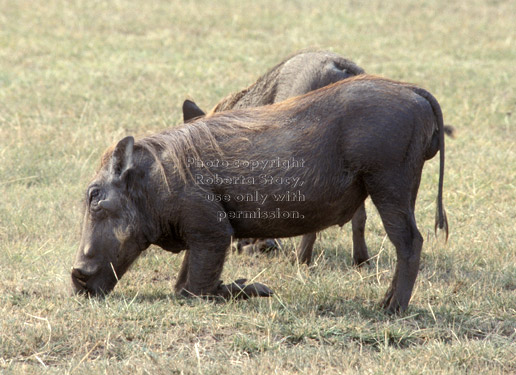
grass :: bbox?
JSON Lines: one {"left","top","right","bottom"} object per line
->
{"left": 1, "top": 0, "right": 515, "bottom": 373}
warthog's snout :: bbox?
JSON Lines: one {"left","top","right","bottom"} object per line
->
{"left": 71, "top": 266, "right": 101, "bottom": 295}
{"left": 71, "top": 267, "right": 89, "bottom": 293}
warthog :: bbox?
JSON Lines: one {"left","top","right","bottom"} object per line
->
{"left": 183, "top": 50, "right": 369, "bottom": 265}
{"left": 72, "top": 75, "right": 448, "bottom": 313}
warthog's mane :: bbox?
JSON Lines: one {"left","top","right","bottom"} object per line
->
{"left": 154, "top": 111, "right": 284, "bottom": 180}
{"left": 98, "top": 112, "right": 284, "bottom": 191}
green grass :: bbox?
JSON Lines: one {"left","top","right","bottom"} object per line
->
{"left": 1, "top": 0, "right": 515, "bottom": 373}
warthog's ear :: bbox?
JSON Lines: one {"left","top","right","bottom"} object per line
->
{"left": 110, "top": 136, "right": 134, "bottom": 177}
{"left": 182, "top": 99, "right": 206, "bottom": 123}
{"left": 109, "top": 136, "right": 143, "bottom": 190}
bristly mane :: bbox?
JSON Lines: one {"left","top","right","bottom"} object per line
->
{"left": 137, "top": 121, "right": 222, "bottom": 186}
{"left": 136, "top": 113, "right": 281, "bottom": 186}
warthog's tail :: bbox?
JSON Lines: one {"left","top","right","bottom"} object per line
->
{"left": 411, "top": 87, "right": 449, "bottom": 240}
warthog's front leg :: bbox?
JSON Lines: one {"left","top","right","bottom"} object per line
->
{"left": 177, "top": 210, "right": 273, "bottom": 299}
{"left": 178, "top": 242, "right": 273, "bottom": 298}
{"left": 177, "top": 240, "right": 229, "bottom": 297}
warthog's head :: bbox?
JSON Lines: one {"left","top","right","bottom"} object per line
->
{"left": 71, "top": 136, "right": 150, "bottom": 296}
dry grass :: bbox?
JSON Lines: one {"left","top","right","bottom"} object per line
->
{"left": 1, "top": 0, "right": 515, "bottom": 373}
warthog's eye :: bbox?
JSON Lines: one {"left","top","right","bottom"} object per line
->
{"left": 89, "top": 188, "right": 99, "bottom": 201}
{"left": 88, "top": 187, "right": 102, "bottom": 210}
{"left": 90, "top": 189, "right": 99, "bottom": 199}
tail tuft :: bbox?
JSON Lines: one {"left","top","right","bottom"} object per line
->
{"left": 444, "top": 125, "right": 456, "bottom": 138}
{"left": 434, "top": 202, "right": 449, "bottom": 241}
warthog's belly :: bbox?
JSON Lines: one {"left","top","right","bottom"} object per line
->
{"left": 223, "top": 179, "right": 367, "bottom": 239}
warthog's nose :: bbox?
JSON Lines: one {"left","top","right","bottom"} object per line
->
{"left": 72, "top": 267, "right": 89, "bottom": 279}
{"left": 71, "top": 265, "right": 99, "bottom": 288}
{"left": 71, "top": 267, "right": 90, "bottom": 287}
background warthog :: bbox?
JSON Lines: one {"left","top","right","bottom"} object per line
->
{"left": 72, "top": 75, "right": 448, "bottom": 313}
{"left": 183, "top": 49, "right": 369, "bottom": 266}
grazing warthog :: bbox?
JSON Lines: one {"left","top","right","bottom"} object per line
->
{"left": 72, "top": 75, "right": 448, "bottom": 313}
{"left": 183, "top": 50, "right": 369, "bottom": 265}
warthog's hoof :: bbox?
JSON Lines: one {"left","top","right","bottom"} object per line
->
{"left": 254, "top": 239, "right": 281, "bottom": 253}
{"left": 381, "top": 288, "right": 408, "bottom": 315}
{"left": 217, "top": 278, "right": 273, "bottom": 299}
{"left": 236, "top": 238, "right": 281, "bottom": 254}
{"left": 352, "top": 257, "right": 371, "bottom": 267}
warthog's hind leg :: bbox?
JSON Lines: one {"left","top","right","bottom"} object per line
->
{"left": 366, "top": 169, "right": 424, "bottom": 314}
{"left": 378, "top": 210, "right": 423, "bottom": 314}
{"left": 296, "top": 232, "right": 317, "bottom": 265}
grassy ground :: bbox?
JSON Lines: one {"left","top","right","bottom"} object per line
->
{"left": 1, "top": 0, "right": 515, "bottom": 373}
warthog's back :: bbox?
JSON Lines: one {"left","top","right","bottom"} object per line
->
{"left": 206, "top": 77, "right": 435, "bottom": 170}
{"left": 173, "top": 76, "right": 437, "bottom": 237}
